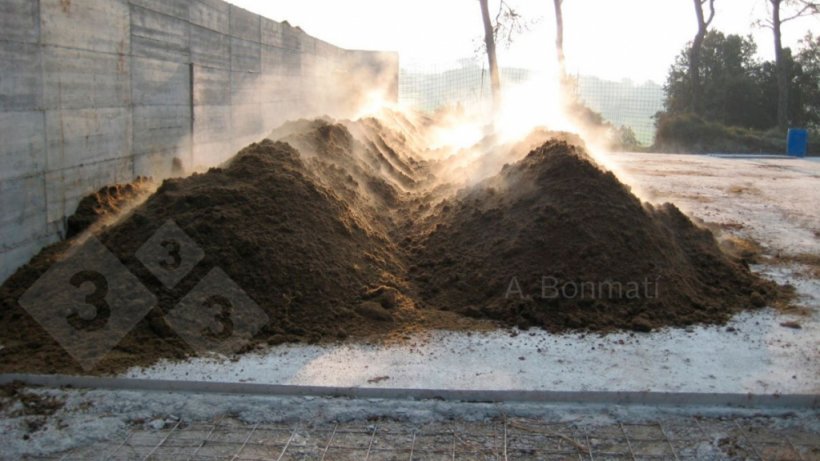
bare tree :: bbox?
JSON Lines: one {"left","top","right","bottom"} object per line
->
{"left": 479, "top": 0, "right": 502, "bottom": 111}
{"left": 552, "top": 0, "right": 566, "bottom": 81}
{"left": 478, "top": 0, "right": 531, "bottom": 111}
{"left": 690, "top": 0, "right": 716, "bottom": 114}
{"left": 760, "top": 0, "right": 819, "bottom": 129}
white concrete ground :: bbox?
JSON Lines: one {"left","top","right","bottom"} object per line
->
{"left": 617, "top": 153, "right": 820, "bottom": 257}
{"left": 123, "top": 153, "right": 820, "bottom": 395}
{"left": 3, "top": 386, "right": 818, "bottom": 460}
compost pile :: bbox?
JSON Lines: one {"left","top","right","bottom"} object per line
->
{"left": 0, "top": 113, "right": 779, "bottom": 373}
{"left": 409, "top": 140, "right": 774, "bottom": 332}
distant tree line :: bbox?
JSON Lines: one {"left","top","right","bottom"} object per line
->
{"left": 663, "top": 31, "right": 819, "bottom": 129}
{"left": 655, "top": 0, "right": 819, "bottom": 153}
{"left": 655, "top": 31, "right": 819, "bottom": 153}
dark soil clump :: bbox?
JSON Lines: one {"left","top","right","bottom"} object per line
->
{"left": 65, "top": 176, "right": 153, "bottom": 239}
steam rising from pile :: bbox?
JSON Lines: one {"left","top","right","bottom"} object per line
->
{"left": 0, "top": 104, "right": 780, "bottom": 373}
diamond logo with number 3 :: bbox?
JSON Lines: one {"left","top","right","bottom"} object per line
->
{"left": 165, "top": 268, "right": 268, "bottom": 355}
{"left": 18, "top": 237, "right": 156, "bottom": 370}
{"left": 136, "top": 220, "right": 204, "bottom": 289}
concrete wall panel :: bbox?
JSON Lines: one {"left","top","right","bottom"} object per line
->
{"left": 251, "top": 74, "right": 275, "bottom": 104}
{"left": 191, "top": 25, "right": 230, "bottom": 70}
{"left": 45, "top": 108, "right": 132, "bottom": 171}
{"left": 192, "top": 104, "right": 232, "bottom": 168}
{"left": 261, "top": 45, "right": 284, "bottom": 74}
{"left": 42, "top": 46, "right": 131, "bottom": 110}
{"left": 0, "top": 42, "right": 42, "bottom": 110}
{"left": 128, "top": 0, "right": 189, "bottom": 19}
{"left": 132, "top": 105, "right": 190, "bottom": 157}
{"left": 300, "top": 53, "right": 317, "bottom": 77}
{"left": 282, "top": 50, "right": 301, "bottom": 76}
{"left": 132, "top": 57, "right": 190, "bottom": 106}
{"left": 315, "top": 40, "right": 338, "bottom": 59}
{"left": 193, "top": 65, "right": 230, "bottom": 106}
{"left": 280, "top": 25, "right": 303, "bottom": 51}
{"left": 230, "top": 38, "right": 261, "bottom": 73}
{"left": 0, "top": 174, "right": 46, "bottom": 248}
{"left": 0, "top": 111, "right": 46, "bottom": 181}
{"left": 260, "top": 18, "right": 280, "bottom": 47}
{"left": 193, "top": 104, "right": 230, "bottom": 145}
{"left": 130, "top": 4, "right": 189, "bottom": 62}
{"left": 134, "top": 150, "right": 184, "bottom": 178}
{"left": 230, "top": 71, "right": 261, "bottom": 104}
{"left": 229, "top": 5, "right": 260, "bottom": 42}
{"left": 254, "top": 74, "right": 294, "bottom": 103}
{"left": 262, "top": 20, "right": 308, "bottom": 51}
{"left": 0, "top": 0, "right": 40, "bottom": 43}
{"left": 190, "top": 0, "right": 230, "bottom": 34}
{"left": 40, "top": 0, "right": 129, "bottom": 54}
{"left": 44, "top": 170, "right": 64, "bottom": 226}
{"left": 300, "top": 35, "right": 317, "bottom": 55}
{"left": 231, "top": 103, "right": 263, "bottom": 140}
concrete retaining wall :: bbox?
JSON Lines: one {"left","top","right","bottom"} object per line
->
{"left": 0, "top": 0, "right": 399, "bottom": 282}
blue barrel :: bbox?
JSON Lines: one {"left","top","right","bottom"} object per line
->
{"left": 787, "top": 128, "right": 808, "bottom": 157}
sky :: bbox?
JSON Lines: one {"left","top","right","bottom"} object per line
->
{"left": 227, "top": 0, "right": 819, "bottom": 84}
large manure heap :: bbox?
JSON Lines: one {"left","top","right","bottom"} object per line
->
{"left": 0, "top": 112, "right": 778, "bottom": 373}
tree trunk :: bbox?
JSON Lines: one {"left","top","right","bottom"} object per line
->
{"left": 479, "top": 0, "right": 502, "bottom": 111}
{"left": 690, "top": 0, "right": 707, "bottom": 114}
{"left": 553, "top": 0, "right": 566, "bottom": 81}
{"left": 772, "top": 0, "right": 790, "bottom": 130}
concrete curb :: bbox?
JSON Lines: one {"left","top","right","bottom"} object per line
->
{"left": 707, "top": 153, "right": 795, "bottom": 159}
{"left": 1, "top": 374, "right": 816, "bottom": 409}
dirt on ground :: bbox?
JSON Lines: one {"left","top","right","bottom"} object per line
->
{"left": 0, "top": 381, "right": 66, "bottom": 437}
{"left": 0, "top": 112, "right": 784, "bottom": 374}
{"left": 0, "top": 382, "right": 64, "bottom": 417}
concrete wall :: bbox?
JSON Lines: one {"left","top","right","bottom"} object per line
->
{"left": 0, "top": 0, "right": 398, "bottom": 282}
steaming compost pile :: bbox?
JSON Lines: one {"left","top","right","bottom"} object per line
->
{"left": 0, "top": 113, "right": 779, "bottom": 373}
{"left": 65, "top": 176, "right": 154, "bottom": 239}
{"left": 410, "top": 141, "right": 774, "bottom": 331}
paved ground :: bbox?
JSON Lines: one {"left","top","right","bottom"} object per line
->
{"left": 1, "top": 382, "right": 817, "bottom": 460}
{"left": 24, "top": 412, "right": 820, "bottom": 460}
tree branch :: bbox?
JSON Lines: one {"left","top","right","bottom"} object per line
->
{"left": 780, "top": 2, "right": 818, "bottom": 23}
{"left": 704, "top": 0, "right": 716, "bottom": 26}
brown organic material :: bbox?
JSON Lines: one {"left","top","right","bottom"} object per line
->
{"left": 0, "top": 115, "right": 781, "bottom": 374}
{"left": 65, "top": 177, "right": 153, "bottom": 239}
{"left": 410, "top": 141, "right": 777, "bottom": 332}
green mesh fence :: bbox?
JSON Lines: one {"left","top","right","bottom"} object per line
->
{"left": 399, "top": 60, "right": 664, "bottom": 146}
